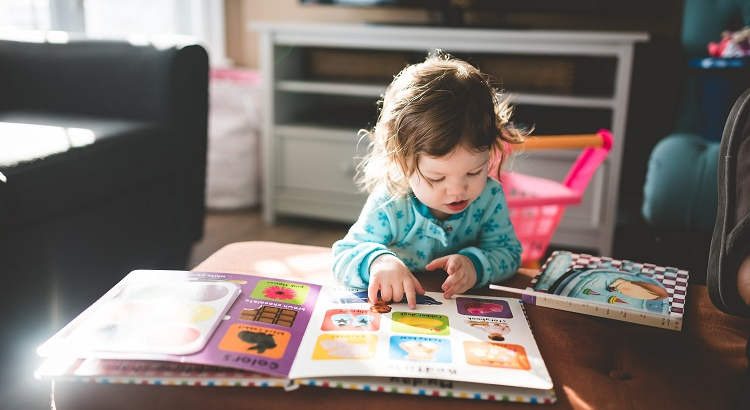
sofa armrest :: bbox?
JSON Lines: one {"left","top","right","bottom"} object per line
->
{"left": 0, "top": 39, "right": 206, "bottom": 123}
{"left": 642, "top": 133, "right": 718, "bottom": 231}
{"left": 169, "top": 44, "right": 209, "bottom": 241}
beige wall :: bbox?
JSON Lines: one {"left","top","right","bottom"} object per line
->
{"left": 225, "top": 0, "right": 431, "bottom": 69}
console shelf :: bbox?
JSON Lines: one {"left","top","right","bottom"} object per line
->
{"left": 252, "top": 22, "right": 648, "bottom": 255}
{"left": 277, "top": 79, "right": 615, "bottom": 109}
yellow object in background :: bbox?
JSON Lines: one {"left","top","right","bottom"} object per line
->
{"left": 514, "top": 134, "right": 604, "bottom": 151}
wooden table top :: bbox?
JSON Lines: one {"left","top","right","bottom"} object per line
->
{"left": 50, "top": 241, "right": 750, "bottom": 410}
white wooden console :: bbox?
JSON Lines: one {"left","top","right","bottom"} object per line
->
{"left": 251, "top": 22, "right": 648, "bottom": 256}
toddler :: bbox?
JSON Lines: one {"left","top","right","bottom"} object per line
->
{"left": 332, "top": 54, "right": 526, "bottom": 308}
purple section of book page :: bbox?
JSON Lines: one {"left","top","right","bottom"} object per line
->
{"left": 171, "top": 271, "right": 321, "bottom": 377}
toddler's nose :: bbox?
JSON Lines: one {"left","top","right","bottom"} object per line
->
{"left": 446, "top": 180, "right": 468, "bottom": 197}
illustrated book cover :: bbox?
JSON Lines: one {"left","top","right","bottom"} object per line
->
{"left": 492, "top": 251, "right": 688, "bottom": 331}
{"left": 37, "top": 269, "right": 555, "bottom": 403}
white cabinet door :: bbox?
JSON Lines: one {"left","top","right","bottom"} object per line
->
{"left": 278, "top": 135, "right": 363, "bottom": 195}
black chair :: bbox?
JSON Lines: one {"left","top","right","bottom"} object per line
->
{"left": 0, "top": 37, "right": 208, "bottom": 405}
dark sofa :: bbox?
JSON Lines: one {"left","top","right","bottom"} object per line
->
{"left": 0, "top": 37, "right": 208, "bottom": 402}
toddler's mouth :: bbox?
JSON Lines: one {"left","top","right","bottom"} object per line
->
{"left": 446, "top": 200, "right": 468, "bottom": 212}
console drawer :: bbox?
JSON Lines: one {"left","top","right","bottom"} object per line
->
{"left": 277, "top": 133, "right": 366, "bottom": 195}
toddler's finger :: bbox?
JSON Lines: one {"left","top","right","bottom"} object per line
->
{"left": 380, "top": 284, "right": 393, "bottom": 303}
{"left": 368, "top": 280, "right": 380, "bottom": 305}
{"left": 442, "top": 273, "right": 458, "bottom": 292}
{"left": 446, "top": 276, "right": 469, "bottom": 298}
{"left": 392, "top": 281, "right": 405, "bottom": 304}
{"left": 426, "top": 256, "right": 449, "bottom": 271}
{"left": 403, "top": 280, "right": 417, "bottom": 309}
{"left": 444, "top": 256, "right": 458, "bottom": 275}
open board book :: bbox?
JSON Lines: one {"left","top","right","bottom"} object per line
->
{"left": 36, "top": 270, "right": 555, "bottom": 403}
{"left": 492, "top": 251, "right": 689, "bottom": 331}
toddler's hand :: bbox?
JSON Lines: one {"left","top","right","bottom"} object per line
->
{"left": 369, "top": 254, "right": 425, "bottom": 309}
{"left": 426, "top": 254, "right": 477, "bottom": 298}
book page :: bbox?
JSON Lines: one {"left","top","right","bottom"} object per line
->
{"left": 38, "top": 270, "right": 241, "bottom": 356}
{"left": 38, "top": 270, "right": 323, "bottom": 378}
{"left": 288, "top": 287, "right": 552, "bottom": 390}
{"left": 38, "top": 271, "right": 553, "bottom": 389}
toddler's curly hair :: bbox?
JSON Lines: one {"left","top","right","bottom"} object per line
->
{"left": 357, "top": 53, "right": 528, "bottom": 196}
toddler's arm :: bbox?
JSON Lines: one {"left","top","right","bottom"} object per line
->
{"left": 332, "top": 193, "right": 398, "bottom": 289}
{"left": 458, "top": 183, "right": 522, "bottom": 287}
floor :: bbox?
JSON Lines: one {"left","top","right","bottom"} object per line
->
{"left": 189, "top": 207, "right": 350, "bottom": 268}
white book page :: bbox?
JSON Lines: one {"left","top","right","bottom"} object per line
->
{"left": 289, "top": 288, "right": 552, "bottom": 390}
{"left": 37, "top": 270, "right": 240, "bottom": 358}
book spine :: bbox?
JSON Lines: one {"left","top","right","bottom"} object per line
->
{"left": 521, "top": 294, "right": 683, "bottom": 331}
{"left": 297, "top": 379, "right": 555, "bottom": 404}
{"left": 50, "top": 375, "right": 289, "bottom": 388}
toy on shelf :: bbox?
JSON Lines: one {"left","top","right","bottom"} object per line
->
{"left": 708, "top": 27, "right": 750, "bottom": 58}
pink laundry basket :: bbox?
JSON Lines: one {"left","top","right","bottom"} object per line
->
{"left": 494, "top": 130, "right": 613, "bottom": 267}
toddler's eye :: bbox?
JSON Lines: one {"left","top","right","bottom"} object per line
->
{"left": 427, "top": 176, "right": 445, "bottom": 183}
{"left": 467, "top": 170, "right": 482, "bottom": 177}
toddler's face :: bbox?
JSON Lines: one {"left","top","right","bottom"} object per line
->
{"left": 408, "top": 145, "right": 489, "bottom": 220}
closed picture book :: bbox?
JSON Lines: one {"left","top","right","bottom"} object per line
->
{"left": 37, "top": 269, "right": 555, "bottom": 403}
{"left": 492, "top": 251, "right": 688, "bottom": 330}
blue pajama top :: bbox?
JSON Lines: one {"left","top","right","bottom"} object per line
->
{"left": 332, "top": 177, "right": 522, "bottom": 289}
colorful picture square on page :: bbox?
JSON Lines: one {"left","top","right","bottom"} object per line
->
{"left": 391, "top": 312, "right": 450, "bottom": 335}
{"left": 389, "top": 335, "right": 452, "bottom": 363}
{"left": 240, "top": 306, "right": 299, "bottom": 327}
{"left": 251, "top": 280, "right": 310, "bottom": 305}
{"left": 321, "top": 309, "right": 380, "bottom": 331}
{"left": 218, "top": 323, "right": 291, "bottom": 359}
{"left": 312, "top": 334, "right": 378, "bottom": 360}
{"left": 464, "top": 341, "right": 530, "bottom": 370}
{"left": 456, "top": 297, "right": 513, "bottom": 318}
